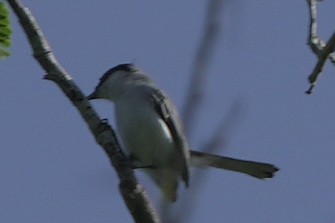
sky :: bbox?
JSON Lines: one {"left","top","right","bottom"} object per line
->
{"left": 1, "top": 1, "right": 335, "bottom": 223}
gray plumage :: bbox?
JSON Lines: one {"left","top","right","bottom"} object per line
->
{"left": 88, "top": 64, "right": 279, "bottom": 202}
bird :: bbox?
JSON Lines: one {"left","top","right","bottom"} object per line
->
{"left": 87, "top": 63, "right": 279, "bottom": 202}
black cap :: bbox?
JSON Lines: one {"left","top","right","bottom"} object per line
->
{"left": 96, "top": 64, "right": 137, "bottom": 89}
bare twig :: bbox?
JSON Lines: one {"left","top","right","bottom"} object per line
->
{"left": 199, "top": 101, "right": 244, "bottom": 153}
{"left": 174, "top": 101, "right": 244, "bottom": 223}
{"left": 305, "top": 0, "right": 335, "bottom": 94}
{"left": 306, "top": 32, "right": 335, "bottom": 94}
{"left": 6, "top": 0, "right": 160, "bottom": 222}
{"left": 169, "top": 1, "right": 227, "bottom": 222}
{"left": 181, "top": 0, "right": 224, "bottom": 138}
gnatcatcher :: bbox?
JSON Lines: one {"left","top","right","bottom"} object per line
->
{"left": 87, "top": 64, "right": 278, "bottom": 202}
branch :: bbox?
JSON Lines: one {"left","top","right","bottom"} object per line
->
{"left": 174, "top": 100, "right": 244, "bottom": 223}
{"left": 6, "top": 0, "right": 160, "bottom": 222}
{"left": 305, "top": 0, "right": 335, "bottom": 94}
{"left": 172, "top": 1, "right": 226, "bottom": 222}
{"left": 181, "top": 0, "right": 224, "bottom": 138}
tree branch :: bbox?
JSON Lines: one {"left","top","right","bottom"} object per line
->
{"left": 172, "top": 1, "right": 226, "bottom": 222}
{"left": 181, "top": 0, "right": 224, "bottom": 138}
{"left": 305, "top": 0, "right": 335, "bottom": 94}
{"left": 6, "top": 0, "right": 160, "bottom": 222}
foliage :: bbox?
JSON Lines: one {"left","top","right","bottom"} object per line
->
{"left": 0, "top": 2, "right": 11, "bottom": 59}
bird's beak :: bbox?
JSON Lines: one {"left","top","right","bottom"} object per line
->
{"left": 87, "top": 91, "right": 98, "bottom": 100}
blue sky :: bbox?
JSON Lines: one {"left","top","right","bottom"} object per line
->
{"left": 1, "top": 1, "right": 335, "bottom": 222}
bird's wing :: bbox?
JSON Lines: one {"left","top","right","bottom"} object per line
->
{"left": 150, "top": 88, "right": 190, "bottom": 186}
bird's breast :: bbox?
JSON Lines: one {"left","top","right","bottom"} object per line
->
{"left": 115, "top": 99, "right": 175, "bottom": 167}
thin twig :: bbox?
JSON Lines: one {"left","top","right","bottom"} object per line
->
{"left": 305, "top": 0, "right": 335, "bottom": 94}
{"left": 174, "top": 100, "right": 244, "bottom": 223}
{"left": 306, "top": 31, "right": 335, "bottom": 94}
{"left": 170, "top": 1, "right": 226, "bottom": 222}
{"left": 6, "top": 0, "right": 160, "bottom": 222}
{"left": 181, "top": 0, "right": 224, "bottom": 138}
{"left": 199, "top": 101, "right": 244, "bottom": 153}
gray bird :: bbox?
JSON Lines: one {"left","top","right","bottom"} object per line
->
{"left": 87, "top": 64, "right": 278, "bottom": 202}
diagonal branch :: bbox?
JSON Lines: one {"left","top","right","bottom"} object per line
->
{"left": 305, "top": 0, "right": 335, "bottom": 94}
{"left": 306, "top": 32, "right": 335, "bottom": 94}
{"left": 6, "top": 0, "right": 160, "bottom": 222}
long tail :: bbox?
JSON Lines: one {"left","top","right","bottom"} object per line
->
{"left": 190, "top": 150, "right": 279, "bottom": 179}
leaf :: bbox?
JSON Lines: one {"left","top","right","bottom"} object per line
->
{"left": 0, "top": 36, "right": 10, "bottom": 47}
{"left": 0, "top": 16, "right": 9, "bottom": 25}
{"left": 0, "top": 2, "right": 11, "bottom": 59}
{"left": 0, "top": 47, "right": 10, "bottom": 59}
{"left": 0, "top": 26, "right": 11, "bottom": 36}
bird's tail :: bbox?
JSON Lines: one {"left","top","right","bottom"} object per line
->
{"left": 190, "top": 150, "right": 279, "bottom": 179}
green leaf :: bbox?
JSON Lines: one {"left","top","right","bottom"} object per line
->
{"left": 0, "top": 37, "right": 10, "bottom": 47}
{"left": 0, "top": 2, "right": 11, "bottom": 59}
{"left": 0, "top": 48, "right": 10, "bottom": 59}
{"left": 0, "top": 16, "right": 9, "bottom": 25}
{"left": 0, "top": 26, "right": 11, "bottom": 35}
